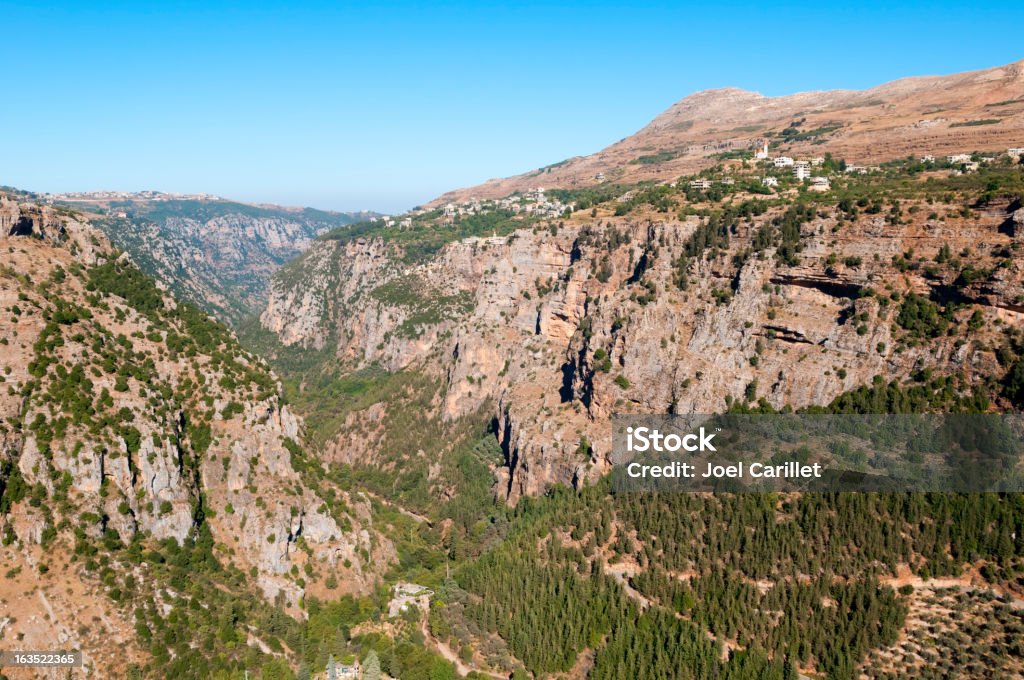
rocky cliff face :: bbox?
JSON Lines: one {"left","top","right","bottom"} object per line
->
{"left": 259, "top": 59, "right": 1024, "bottom": 504}
{"left": 262, "top": 237, "right": 399, "bottom": 351}
{"left": 261, "top": 188, "right": 1023, "bottom": 502}
{"left": 0, "top": 195, "right": 393, "bottom": 673}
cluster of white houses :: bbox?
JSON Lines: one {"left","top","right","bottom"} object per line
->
{"left": 377, "top": 215, "right": 414, "bottom": 229}
{"left": 688, "top": 178, "right": 725, "bottom": 191}
{"left": 747, "top": 143, "right": 1023, "bottom": 193}
{"left": 756, "top": 147, "right": 834, "bottom": 190}
{"left": 639, "top": 143, "right": 1023, "bottom": 200}
{"left": 923, "top": 148, "right": 1024, "bottom": 173}
{"left": 374, "top": 187, "right": 573, "bottom": 232}
{"left": 752, "top": 144, "right": 1022, "bottom": 191}
{"left": 757, "top": 173, "right": 830, "bottom": 191}
{"left": 376, "top": 145, "right": 1024, "bottom": 229}
{"left": 941, "top": 148, "right": 1024, "bottom": 163}
{"left": 688, "top": 171, "right": 830, "bottom": 193}
{"left": 842, "top": 164, "right": 882, "bottom": 175}
{"left": 440, "top": 188, "right": 573, "bottom": 222}
{"left": 769, "top": 155, "right": 826, "bottom": 168}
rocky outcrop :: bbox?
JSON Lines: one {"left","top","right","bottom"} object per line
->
{"left": 1, "top": 197, "right": 67, "bottom": 241}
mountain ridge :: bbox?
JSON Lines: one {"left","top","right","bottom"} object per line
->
{"left": 430, "top": 58, "right": 1024, "bottom": 205}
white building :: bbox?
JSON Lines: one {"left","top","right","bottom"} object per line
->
{"left": 809, "top": 176, "right": 831, "bottom": 192}
{"left": 318, "top": 656, "right": 360, "bottom": 680}
{"left": 810, "top": 157, "right": 825, "bottom": 167}
{"left": 793, "top": 165, "right": 811, "bottom": 181}
{"left": 963, "top": 161, "right": 980, "bottom": 172}
{"left": 773, "top": 156, "right": 795, "bottom": 168}
{"left": 1007, "top": 148, "right": 1024, "bottom": 157}
{"left": 689, "top": 179, "right": 712, "bottom": 190}
{"left": 719, "top": 177, "right": 735, "bottom": 186}
{"left": 389, "top": 583, "right": 434, "bottom": 618}
{"left": 947, "top": 153, "right": 972, "bottom": 164}
{"left": 761, "top": 176, "right": 779, "bottom": 187}
{"left": 754, "top": 141, "right": 769, "bottom": 160}
{"left": 921, "top": 155, "right": 936, "bottom": 163}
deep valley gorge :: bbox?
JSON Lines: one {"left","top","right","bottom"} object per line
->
{"left": 3, "top": 58, "right": 1024, "bottom": 680}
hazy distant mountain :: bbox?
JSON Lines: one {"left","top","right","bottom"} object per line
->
{"left": 51, "top": 192, "right": 378, "bottom": 324}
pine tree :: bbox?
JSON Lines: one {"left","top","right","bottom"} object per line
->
{"left": 782, "top": 654, "right": 798, "bottom": 680}
{"left": 387, "top": 648, "right": 402, "bottom": 678}
{"left": 363, "top": 650, "right": 381, "bottom": 680}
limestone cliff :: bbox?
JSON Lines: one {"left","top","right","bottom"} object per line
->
{"left": 261, "top": 186, "right": 1023, "bottom": 502}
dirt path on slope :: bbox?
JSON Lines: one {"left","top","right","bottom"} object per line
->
{"left": 419, "top": 608, "right": 506, "bottom": 679}
{"left": 359, "top": 489, "right": 433, "bottom": 525}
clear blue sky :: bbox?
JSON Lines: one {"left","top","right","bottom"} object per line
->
{"left": 2, "top": 1, "right": 1021, "bottom": 213}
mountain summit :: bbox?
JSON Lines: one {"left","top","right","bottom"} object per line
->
{"left": 432, "top": 59, "right": 1024, "bottom": 205}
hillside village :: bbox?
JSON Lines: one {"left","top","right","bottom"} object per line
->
{"left": 366, "top": 143, "right": 1024, "bottom": 237}
{"left": 371, "top": 187, "right": 575, "bottom": 232}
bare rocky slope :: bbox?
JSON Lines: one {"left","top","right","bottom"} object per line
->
{"left": 0, "top": 194, "right": 392, "bottom": 677}
{"left": 432, "top": 58, "right": 1024, "bottom": 205}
